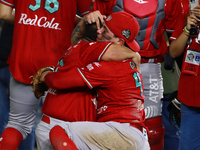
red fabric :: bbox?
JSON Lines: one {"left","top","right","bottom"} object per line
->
{"left": 144, "top": 117, "right": 165, "bottom": 150}
{"left": 41, "top": 114, "right": 50, "bottom": 124}
{"left": 0, "top": 127, "right": 23, "bottom": 150}
{"left": 42, "top": 40, "right": 112, "bottom": 122}
{"left": 77, "top": 59, "right": 145, "bottom": 127}
{"left": 0, "top": 0, "right": 14, "bottom": 7}
{"left": 92, "top": 0, "right": 116, "bottom": 16}
{"left": 0, "top": 0, "right": 91, "bottom": 84}
{"left": 45, "top": 68, "right": 86, "bottom": 89}
{"left": 181, "top": 0, "right": 190, "bottom": 19}
{"left": 169, "top": 0, "right": 190, "bottom": 41}
{"left": 50, "top": 126, "right": 78, "bottom": 150}
{"left": 178, "top": 40, "right": 200, "bottom": 107}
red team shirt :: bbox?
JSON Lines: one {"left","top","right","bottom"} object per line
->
{"left": 77, "top": 60, "right": 145, "bottom": 127}
{"left": 42, "top": 40, "right": 113, "bottom": 121}
{"left": 0, "top": 0, "right": 92, "bottom": 84}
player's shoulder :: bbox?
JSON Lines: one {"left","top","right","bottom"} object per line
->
{"left": 82, "top": 41, "right": 111, "bottom": 49}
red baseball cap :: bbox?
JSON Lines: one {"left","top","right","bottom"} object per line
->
{"left": 105, "top": 11, "right": 140, "bottom": 52}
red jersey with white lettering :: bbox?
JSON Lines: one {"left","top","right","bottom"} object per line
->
{"left": 42, "top": 40, "right": 113, "bottom": 121}
{"left": 92, "top": 0, "right": 183, "bottom": 61}
{"left": 0, "top": 0, "right": 92, "bottom": 84}
{"left": 77, "top": 59, "right": 145, "bottom": 126}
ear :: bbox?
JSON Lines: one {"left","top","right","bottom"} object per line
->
{"left": 119, "top": 38, "right": 125, "bottom": 46}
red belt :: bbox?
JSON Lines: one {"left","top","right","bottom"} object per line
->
{"left": 144, "top": 116, "right": 163, "bottom": 128}
{"left": 130, "top": 124, "right": 144, "bottom": 133}
{"left": 41, "top": 115, "right": 50, "bottom": 124}
{"left": 141, "top": 56, "right": 164, "bottom": 63}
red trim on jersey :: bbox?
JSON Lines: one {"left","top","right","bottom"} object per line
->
{"left": 0, "top": 0, "right": 14, "bottom": 7}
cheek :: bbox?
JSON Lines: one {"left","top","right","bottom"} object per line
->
{"left": 97, "top": 27, "right": 104, "bottom": 34}
{"left": 97, "top": 33, "right": 103, "bottom": 40}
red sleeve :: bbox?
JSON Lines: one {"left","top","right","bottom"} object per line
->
{"left": 92, "top": 0, "right": 117, "bottom": 15}
{"left": 78, "top": 0, "right": 93, "bottom": 16}
{"left": 169, "top": 0, "right": 189, "bottom": 41}
{"left": 0, "top": 0, "right": 14, "bottom": 7}
{"left": 165, "top": 0, "right": 184, "bottom": 33}
{"left": 45, "top": 69, "right": 87, "bottom": 89}
{"left": 80, "top": 41, "right": 112, "bottom": 66}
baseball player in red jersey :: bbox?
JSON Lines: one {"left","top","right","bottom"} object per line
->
{"left": 0, "top": 0, "right": 93, "bottom": 149}
{"left": 89, "top": 0, "right": 185, "bottom": 149}
{"left": 49, "top": 60, "right": 149, "bottom": 150}
{"left": 37, "top": 11, "right": 150, "bottom": 150}
{"left": 34, "top": 11, "right": 141, "bottom": 150}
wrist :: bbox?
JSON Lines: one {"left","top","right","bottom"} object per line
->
{"left": 183, "top": 26, "right": 190, "bottom": 36}
{"left": 41, "top": 71, "right": 52, "bottom": 82}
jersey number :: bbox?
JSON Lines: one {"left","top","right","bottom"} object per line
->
{"left": 133, "top": 72, "right": 143, "bottom": 97}
{"left": 129, "top": 61, "right": 143, "bottom": 97}
{"left": 29, "top": 0, "right": 59, "bottom": 13}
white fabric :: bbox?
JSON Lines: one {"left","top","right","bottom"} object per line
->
{"left": 36, "top": 115, "right": 150, "bottom": 150}
{"left": 7, "top": 76, "right": 42, "bottom": 139}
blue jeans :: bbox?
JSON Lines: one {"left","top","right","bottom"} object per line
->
{"left": 0, "top": 66, "right": 10, "bottom": 136}
{"left": 162, "top": 95, "right": 180, "bottom": 150}
{"left": 0, "top": 66, "right": 35, "bottom": 150}
{"left": 179, "top": 103, "right": 200, "bottom": 150}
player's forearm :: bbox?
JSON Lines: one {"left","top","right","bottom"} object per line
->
{"left": 75, "top": 14, "right": 82, "bottom": 25}
{"left": 101, "top": 44, "right": 141, "bottom": 71}
{"left": 0, "top": 3, "right": 15, "bottom": 23}
{"left": 169, "top": 32, "right": 189, "bottom": 58}
{"left": 71, "top": 18, "right": 86, "bottom": 45}
{"left": 101, "top": 44, "right": 138, "bottom": 61}
{"left": 45, "top": 68, "right": 87, "bottom": 89}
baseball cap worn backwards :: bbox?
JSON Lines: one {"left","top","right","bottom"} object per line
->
{"left": 105, "top": 11, "right": 140, "bottom": 52}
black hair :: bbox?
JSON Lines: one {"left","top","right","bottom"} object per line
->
{"left": 85, "top": 23, "right": 98, "bottom": 41}
{"left": 84, "top": 18, "right": 103, "bottom": 41}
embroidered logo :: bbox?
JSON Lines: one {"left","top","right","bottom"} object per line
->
{"left": 187, "top": 52, "right": 194, "bottom": 62}
{"left": 122, "top": 29, "right": 131, "bottom": 39}
{"left": 134, "top": 0, "right": 148, "bottom": 4}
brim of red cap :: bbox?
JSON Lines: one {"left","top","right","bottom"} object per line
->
{"left": 127, "top": 40, "right": 140, "bottom": 52}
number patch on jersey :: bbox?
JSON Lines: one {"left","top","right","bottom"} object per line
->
{"left": 133, "top": 72, "right": 143, "bottom": 97}
{"left": 29, "top": 0, "right": 59, "bottom": 13}
{"left": 129, "top": 61, "right": 143, "bottom": 97}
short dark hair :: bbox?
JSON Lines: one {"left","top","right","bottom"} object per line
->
{"left": 85, "top": 23, "right": 98, "bottom": 41}
{"left": 85, "top": 18, "right": 103, "bottom": 41}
